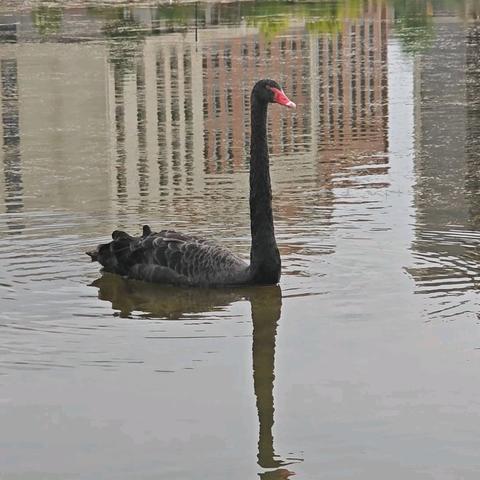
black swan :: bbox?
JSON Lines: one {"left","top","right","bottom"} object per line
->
{"left": 87, "top": 79, "right": 295, "bottom": 287}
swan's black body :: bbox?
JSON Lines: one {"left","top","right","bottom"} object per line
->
{"left": 87, "top": 80, "right": 295, "bottom": 287}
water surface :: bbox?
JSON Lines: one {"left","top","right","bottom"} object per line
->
{"left": 1, "top": 1, "right": 480, "bottom": 478}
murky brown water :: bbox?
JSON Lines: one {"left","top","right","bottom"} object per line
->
{"left": 1, "top": 0, "right": 480, "bottom": 478}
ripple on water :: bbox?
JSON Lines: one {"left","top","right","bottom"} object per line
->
{"left": 408, "top": 227, "right": 480, "bottom": 319}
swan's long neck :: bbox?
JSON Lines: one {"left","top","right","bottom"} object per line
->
{"left": 249, "top": 96, "right": 281, "bottom": 284}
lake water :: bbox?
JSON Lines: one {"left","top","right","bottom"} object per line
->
{"left": 1, "top": 1, "right": 480, "bottom": 478}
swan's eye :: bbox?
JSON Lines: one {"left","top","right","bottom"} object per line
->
{"left": 270, "top": 87, "right": 296, "bottom": 109}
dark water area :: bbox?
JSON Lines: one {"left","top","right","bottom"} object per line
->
{"left": 0, "top": 0, "right": 480, "bottom": 478}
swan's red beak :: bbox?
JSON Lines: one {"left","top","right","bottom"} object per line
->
{"left": 271, "top": 87, "right": 296, "bottom": 109}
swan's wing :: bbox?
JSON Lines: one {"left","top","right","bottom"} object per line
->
{"left": 91, "top": 227, "right": 248, "bottom": 286}
{"left": 135, "top": 230, "right": 248, "bottom": 284}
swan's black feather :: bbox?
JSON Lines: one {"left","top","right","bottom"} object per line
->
{"left": 90, "top": 226, "right": 249, "bottom": 287}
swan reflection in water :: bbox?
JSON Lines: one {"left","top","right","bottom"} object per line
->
{"left": 91, "top": 273, "right": 299, "bottom": 478}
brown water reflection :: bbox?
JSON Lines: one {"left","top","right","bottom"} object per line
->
{"left": 1, "top": 0, "right": 480, "bottom": 479}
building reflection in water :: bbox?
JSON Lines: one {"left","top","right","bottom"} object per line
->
{"left": 408, "top": 8, "right": 480, "bottom": 314}
{"left": 108, "top": 0, "right": 389, "bottom": 211}
{"left": 0, "top": 1, "right": 390, "bottom": 233}
{"left": 0, "top": 58, "right": 24, "bottom": 232}
{"left": 91, "top": 274, "right": 299, "bottom": 477}
{"left": 465, "top": 21, "right": 480, "bottom": 229}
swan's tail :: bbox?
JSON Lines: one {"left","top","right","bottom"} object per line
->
{"left": 87, "top": 225, "right": 152, "bottom": 275}
{"left": 86, "top": 249, "right": 98, "bottom": 261}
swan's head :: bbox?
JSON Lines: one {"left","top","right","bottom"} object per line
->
{"left": 253, "top": 79, "right": 296, "bottom": 109}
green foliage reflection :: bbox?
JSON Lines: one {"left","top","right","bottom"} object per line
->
{"left": 89, "top": 7, "right": 146, "bottom": 78}
{"left": 243, "top": 0, "right": 364, "bottom": 38}
{"left": 32, "top": 4, "right": 63, "bottom": 35}
{"left": 83, "top": 0, "right": 470, "bottom": 52}
{"left": 391, "top": 0, "right": 435, "bottom": 54}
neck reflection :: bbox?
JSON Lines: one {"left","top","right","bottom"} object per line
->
{"left": 251, "top": 286, "right": 296, "bottom": 479}
{"left": 251, "top": 286, "right": 282, "bottom": 468}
